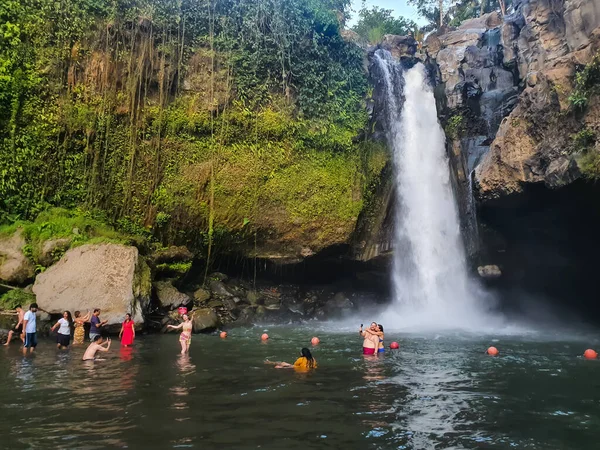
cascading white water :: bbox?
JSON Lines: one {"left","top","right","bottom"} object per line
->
{"left": 375, "top": 50, "right": 493, "bottom": 330}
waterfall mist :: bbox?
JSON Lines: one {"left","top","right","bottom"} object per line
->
{"left": 374, "top": 50, "right": 498, "bottom": 331}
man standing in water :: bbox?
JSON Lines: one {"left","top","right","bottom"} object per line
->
{"left": 89, "top": 309, "right": 108, "bottom": 342}
{"left": 22, "top": 303, "right": 38, "bottom": 355}
{"left": 3, "top": 305, "right": 24, "bottom": 346}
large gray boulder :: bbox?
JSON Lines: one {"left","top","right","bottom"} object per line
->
{"left": 32, "top": 244, "right": 151, "bottom": 324}
{"left": 0, "top": 230, "right": 35, "bottom": 285}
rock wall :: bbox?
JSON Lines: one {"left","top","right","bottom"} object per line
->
{"left": 473, "top": 0, "right": 600, "bottom": 199}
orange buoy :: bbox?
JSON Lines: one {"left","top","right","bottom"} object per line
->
{"left": 390, "top": 341, "right": 399, "bottom": 349}
{"left": 487, "top": 346, "right": 499, "bottom": 356}
{"left": 261, "top": 333, "right": 269, "bottom": 341}
{"left": 584, "top": 349, "right": 598, "bottom": 359}
{"left": 311, "top": 337, "right": 320, "bottom": 346}
{"left": 220, "top": 331, "right": 227, "bottom": 339}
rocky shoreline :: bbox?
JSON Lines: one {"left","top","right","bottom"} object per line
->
{"left": 0, "top": 238, "right": 384, "bottom": 337}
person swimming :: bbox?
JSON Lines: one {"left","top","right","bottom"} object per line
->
{"left": 82, "top": 336, "right": 111, "bottom": 361}
{"left": 265, "top": 347, "right": 317, "bottom": 372}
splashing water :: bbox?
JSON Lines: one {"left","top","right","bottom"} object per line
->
{"left": 374, "top": 50, "right": 497, "bottom": 331}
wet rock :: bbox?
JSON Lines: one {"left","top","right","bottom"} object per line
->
{"left": 324, "top": 292, "right": 354, "bottom": 316}
{"left": 234, "top": 307, "right": 255, "bottom": 325}
{"left": 247, "top": 290, "right": 261, "bottom": 306}
{"left": 207, "top": 299, "right": 224, "bottom": 309}
{"left": 209, "top": 280, "right": 235, "bottom": 297}
{"left": 33, "top": 244, "right": 150, "bottom": 324}
{"left": 154, "top": 281, "right": 191, "bottom": 310}
{"left": 477, "top": 265, "right": 502, "bottom": 279}
{"left": 221, "top": 297, "right": 237, "bottom": 311}
{"left": 209, "top": 272, "right": 228, "bottom": 282}
{"left": 191, "top": 308, "right": 219, "bottom": 332}
{"left": 262, "top": 289, "right": 282, "bottom": 310}
{"left": 0, "top": 229, "right": 35, "bottom": 285}
{"left": 150, "top": 246, "right": 193, "bottom": 265}
{"left": 193, "top": 287, "right": 211, "bottom": 304}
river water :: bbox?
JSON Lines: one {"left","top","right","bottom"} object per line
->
{"left": 1, "top": 325, "right": 599, "bottom": 449}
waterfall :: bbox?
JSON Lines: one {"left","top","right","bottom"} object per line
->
{"left": 374, "top": 50, "right": 492, "bottom": 330}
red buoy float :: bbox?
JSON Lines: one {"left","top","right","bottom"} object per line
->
{"left": 390, "top": 341, "right": 399, "bottom": 349}
{"left": 311, "top": 337, "right": 320, "bottom": 345}
{"left": 220, "top": 331, "right": 227, "bottom": 339}
{"left": 584, "top": 349, "right": 598, "bottom": 360}
{"left": 261, "top": 333, "right": 269, "bottom": 341}
{"left": 487, "top": 346, "right": 499, "bottom": 356}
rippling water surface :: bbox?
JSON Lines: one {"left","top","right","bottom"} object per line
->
{"left": 1, "top": 325, "right": 600, "bottom": 449}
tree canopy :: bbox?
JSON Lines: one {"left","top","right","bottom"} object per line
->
{"left": 351, "top": 6, "right": 417, "bottom": 44}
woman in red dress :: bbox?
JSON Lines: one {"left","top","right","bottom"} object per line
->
{"left": 119, "top": 313, "right": 135, "bottom": 347}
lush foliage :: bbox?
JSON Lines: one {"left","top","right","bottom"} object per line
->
{"left": 0, "top": 0, "right": 380, "bottom": 258}
{"left": 569, "top": 55, "right": 600, "bottom": 111}
{"left": 444, "top": 114, "right": 465, "bottom": 139}
{"left": 0, "top": 208, "right": 140, "bottom": 266}
{"left": 351, "top": 6, "right": 417, "bottom": 44}
{"left": 408, "top": 0, "right": 512, "bottom": 30}
{"left": 0, "top": 289, "right": 35, "bottom": 310}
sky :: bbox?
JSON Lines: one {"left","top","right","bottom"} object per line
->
{"left": 348, "top": 0, "right": 427, "bottom": 27}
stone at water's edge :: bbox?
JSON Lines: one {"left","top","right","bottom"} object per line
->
{"left": 0, "top": 229, "right": 35, "bottom": 285}
{"left": 154, "top": 281, "right": 191, "bottom": 310}
{"left": 32, "top": 244, "right": 151, "bottom": 325}
{"left": 192, "top": 308, "right": 219, "bottom": 332}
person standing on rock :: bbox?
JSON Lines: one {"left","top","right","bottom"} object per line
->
{"left": 167, "top": 314, "right": 193, "bottom": 354}
{"left": 3, "top": 305, "right": 24, "bottom": 346}
{"left": 22, "top": 303, "right": 38, "bottom": 355}
{"left": 90, "top": 309, "right": 108, "bottom": 342}
{"left": 51, "top": 311, "right": 73, "bottom": 349}
{"left": 119, "top": 313, "right": 135, "bottom": 347}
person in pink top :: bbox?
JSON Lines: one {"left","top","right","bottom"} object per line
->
{"left": 119, "top": 313, "right": 135, "bottom": 347}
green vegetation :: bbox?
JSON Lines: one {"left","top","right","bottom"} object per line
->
{"left": 408, "top": 0, "right": 512, "bottom": 31}
{"left": 352, "top": 6, "right": 417, "bottom": 44}
{"left": 572, "top": 128, "right": 599, "bottom": 179}
{"left": 0, "top": 208, "right": 138, "bottom": 266}
{"left": 0, "top": 0, "right": 382, "bottom": 261}
{"left": 445, "top": 114, "right": 465, "bottom": 139}
{"left": 156, "top": 261, "right": 193, "bottom": 276}
{"left": 0, "top": 289, "right": 35, "bottom": 310}
{"left": 569, "top": 54, "right": 600, "bottom": 111}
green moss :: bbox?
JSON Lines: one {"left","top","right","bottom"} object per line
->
{"left": 1, "top": 208, "right": 143, "bottom": 266}
{"left": 0, "top": 289, "right": 35, "bottom": 310}
{"left": 445, "top": 114, "right": 465, "bottom": 139}
{"left": 133, "top": 257, "right": 152, "bottom": 299}
{"left": 155, "top": 261, "right": 192, "bottom": 275}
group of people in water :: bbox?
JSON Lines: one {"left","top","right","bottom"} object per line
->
{"left": 3, "top": 303, "right": 387, "bottom": 370}
{"left": 360, "top": 322, "right": 385, "bottom": 355}
{"left": 3, "top": 303, "right": 136, "bottom": 360}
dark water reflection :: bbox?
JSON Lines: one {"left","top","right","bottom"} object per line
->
{"left": 1, "top": 327, "right": 600, "bottom": 449}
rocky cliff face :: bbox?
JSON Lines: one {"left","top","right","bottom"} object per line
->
{"left": 422, "top": 0, "right": 600, "bottom": 316}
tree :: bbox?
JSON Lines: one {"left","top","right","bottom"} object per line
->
{"left": 352, "top": 5, "right": 417, "bottom": 44}
{"left": 410, "top": 0, "right": 512, "bottom": 30}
